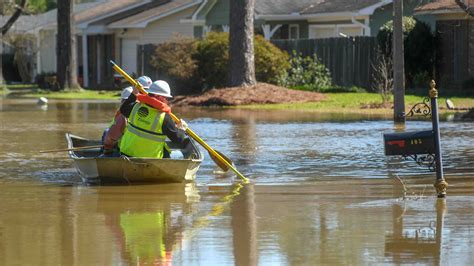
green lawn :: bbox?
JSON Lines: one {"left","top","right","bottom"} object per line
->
{"left": 3, "top": 85, "right": 473, "bottom": 113}
{"left": 241, "top": 92, "right": 474, "bottom": 114}
{"left": 23, "top": 90, "right": 120, "bottom": 100}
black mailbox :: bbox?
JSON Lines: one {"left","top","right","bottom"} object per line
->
{"left": 383, "top": 130, "right": 435, "bottom": 156}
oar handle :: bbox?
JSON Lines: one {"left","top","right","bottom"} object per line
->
{"left": 110, "top": 60, "right": 147, "bottom": 94}
{"left": 40, "top": 145, "right": 103, "bottom": 153}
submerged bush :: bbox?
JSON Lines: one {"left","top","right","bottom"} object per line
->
{"left": 278, "top": 51, "right": 332, "bottom": 91}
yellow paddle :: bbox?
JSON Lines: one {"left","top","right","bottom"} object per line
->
{"left": 110, "top": 61, "right": 249, "bottom": 182}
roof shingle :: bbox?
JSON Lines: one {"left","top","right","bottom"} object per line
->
{"left": 415, "top": 0, "right": 474, "bottom": 12}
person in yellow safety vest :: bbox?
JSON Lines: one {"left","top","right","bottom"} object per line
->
{"left": 101, "top": 76, "right": 153, "bottom": 157}
{"left": 118, "top": 80, "right": 189, "bottom": 158}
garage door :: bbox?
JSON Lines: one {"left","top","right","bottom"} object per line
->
{"left": 121, "top": 38, "right": 138, "bottom": 75}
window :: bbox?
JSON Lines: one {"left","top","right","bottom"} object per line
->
{"left": 289, "top": 24, "right": 299, "bottom": 39}
{"left": 309, "top": 26, "right": 336, "bottom": 39}
{"left": 338, "top": 26, "right": 363, "bottom": 37}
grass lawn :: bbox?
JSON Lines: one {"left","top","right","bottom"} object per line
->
{"left": 23, "top": 90, "right": 120, "bottom": 100}
{"left": 3, "top": 85, "right": 120, "bottom": 100}
{"left": 241, "top": 92, "right": 474, "bottom": 114}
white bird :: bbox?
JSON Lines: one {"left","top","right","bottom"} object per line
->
{"left": 37, "top": 97, "right": 48, "bottom": 106}
{"left": 445, "top": 98, "right": 455, "bottom": 110}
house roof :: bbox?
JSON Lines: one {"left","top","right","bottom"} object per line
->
{"left": 189, "top": 0, "right": 392, "bottom": 21}
{"left": 0, "top": 2, "right": 100, "bottom": 33}
{"left": 255, "top": 0, "right": 322, "bottom": 15}
{"left": 108, "top": 0, "right": 200, "bottom": 28}
{"left": 75, "top": 0, "right": 150, "bottom": 26}
{"left": 415, "top": 0, "right": 474, "bottom": 13}
{"left": 299, "top": 0, "right": 386, "bottom": 14}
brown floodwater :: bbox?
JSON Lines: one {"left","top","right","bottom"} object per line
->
{"left": 1, "top": 98, "right": 473, "bottom": 265}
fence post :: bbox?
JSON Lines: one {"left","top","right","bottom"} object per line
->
{"left": 430, "top": 80, "right": 448, "bottom": 198}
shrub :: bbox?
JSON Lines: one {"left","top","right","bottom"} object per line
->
{"left": 150, "top": 36, "right": 199, "bottom": 95}
{"left": 463, "top": 77, "right": 474, "bottom": 89}
{"left": 254, "top": 35, "right": 290, "bottom": 84}
{"left": 35, "top": 72, "right": 60, "bottom": 91}
{"left": 194, "top": 32, "right": 229, "bottom": 90}
{"left": 193, "top": 32, "right": 291, "bottom": 89}
{"left": 412, "top": 71, "right": 431, "bottom": 89}
{"left": 277, "top": 51, "right": 332, "bottom": 91}
{"left": 377, "top": 17, "right": 435, "bottom": 88}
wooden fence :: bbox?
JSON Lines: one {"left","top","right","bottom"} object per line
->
{"left": 271, "top": 37, "right": 378, "bottom": 89}
{"left": 138, "top": 37, "right": 379, "bottom": 90}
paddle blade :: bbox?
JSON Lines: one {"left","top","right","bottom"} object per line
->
{"left": 209, "top": 150, "right": 234, "bottom": 172}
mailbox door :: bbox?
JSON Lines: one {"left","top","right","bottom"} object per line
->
{"left": 384, "top": 130, "right": 435, "bottom": 156}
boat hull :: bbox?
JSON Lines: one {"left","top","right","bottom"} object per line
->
{"left": 66, "top": 133, "right": 203, "bottom": 184}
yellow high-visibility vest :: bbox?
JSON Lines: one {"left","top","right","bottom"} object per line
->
{"left": 119, "top": 103, "right": 169, "bottom": 158}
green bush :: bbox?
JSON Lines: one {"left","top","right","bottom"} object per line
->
{"left": 194, "top": 32, "right": 290, "bottom": 89}
{"left": 193, "top": 32, "right": 229, "bottom": 89}
{"left": 377, "top": 17, "right": 435, "bottom": 88}
{"left": 35, "top": 72, "right": 60, "bottom": 91}
{"left": 254, "top": 35, "right": 290, "bottom": 84}
{"left": 150, "top": 32, "right": 290, "bottom": 91}
{"left": 277, "top": 51, "right": 332, "bottom": 91}
{"left": 412, "top": 71, "right": 431, "bottom": 89}
{"left": 463, "top": 77, "right": 474, "bottom": 89}
{"left": 150, "top": 37, "right": 199, "bottom": 95}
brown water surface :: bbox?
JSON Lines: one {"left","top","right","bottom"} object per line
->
{"left": 1, "top": 98, "right": 473, "bottom": 265}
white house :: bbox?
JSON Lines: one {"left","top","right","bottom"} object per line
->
{"left": 2, "top": 0, "right": 201, "bottom": 87}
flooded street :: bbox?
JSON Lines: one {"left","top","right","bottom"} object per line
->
{"left": 1, "top": 99, "right": 474, "bottom": 265}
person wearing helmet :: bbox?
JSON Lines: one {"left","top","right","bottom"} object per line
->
{"left": 118, "top": 80, "right": 189, "bottom": 158}
{"left": 101, "top": 76, "right": 153, "bottom": 157}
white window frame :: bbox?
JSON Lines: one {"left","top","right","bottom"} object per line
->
{"left": 337, "top": 24, "right": 364, "bottom": 37}
{"left": 308, "top": 24, "right": 363, "bottom": 39}
{"left": 289, "top": 24, "right": 300, "bottom": 39}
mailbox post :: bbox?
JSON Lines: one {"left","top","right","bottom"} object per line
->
{"left": 430, "top": 81, "right": 448, "bottom": 198}
{"left": 383, "top": 80, "right": 448, "bottom": 198}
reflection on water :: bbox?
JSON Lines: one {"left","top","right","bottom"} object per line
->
{"left": 1, "top": 99, "right": 474, "bottom": 264}
{"left": 1, "top": 99, "right": 473, "bottom": 183}
{"left": 385, "top": 199, "right": 446, "bottom": 264}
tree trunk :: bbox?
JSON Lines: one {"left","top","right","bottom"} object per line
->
{"left": 228, "top": 0, "right": 256, "bottom": 87}
{"left": 57, "top": 0, "right": 81, "bottom": 90}
{"left": 0, "top": 2, "right": 3, "bottom": 87}
{"left": 0, "top": 31, "right": 4, "bottom": 88}
{"left": 1, "top": 0, "right": 28, "bottom": 87}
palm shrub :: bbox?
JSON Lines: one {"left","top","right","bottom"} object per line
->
{"left": 278, "top": 51, "right": 332, "bottom": 91}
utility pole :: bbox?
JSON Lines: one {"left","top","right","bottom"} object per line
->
{"left": 393, "top": 0, "right": 405, "bottom": 123}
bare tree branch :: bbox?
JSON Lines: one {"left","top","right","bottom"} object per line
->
{"left": 1, "top": 0, "right": 28, "bottom": 35}
{"left": 454, "top": 0, "right": 474, "bottom": 17}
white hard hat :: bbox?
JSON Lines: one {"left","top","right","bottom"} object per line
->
{"left": 137, "top": 76, "right": 152, "bottom": 88}
{"left": 148, "top": 80, "right": 172, "bottom": 98}
{"left": 121, "top": 86, "right": 133, "bottom": 99}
